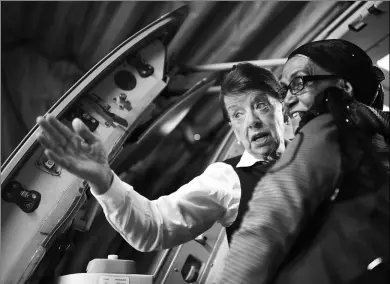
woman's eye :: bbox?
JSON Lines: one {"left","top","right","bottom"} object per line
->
{"left": 291, "top": 80, "right": 303, "bottom": 91}
{"left": 233, "top": 112, "right": 243, "bottom": 119}
{"left": 255, "top": 102, "right": 268, "bottom": 110}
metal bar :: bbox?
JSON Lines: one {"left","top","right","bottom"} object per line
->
{"left": 152, "top": 249, "right": 171, "bottom": 279}
{"left": 197, "top": 228, "right": 227, "bottom": 284}
{"left": 325, "top": 1, "right": 384, "bottom": 40}
{"left": 160, "top": 245, "right": 184, "bottom": 284}
{"left": 313, "top": 1, "right": 365, "bottom": 41}
{"left": 206, "top": 86, "right": 221, "bottom": 94}
{"left": 182, "top": 58, "right": 287, "bottom": 73}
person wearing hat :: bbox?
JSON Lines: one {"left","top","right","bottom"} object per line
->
{"left": 219, "top": 39, "right": 389, "bottom": 284}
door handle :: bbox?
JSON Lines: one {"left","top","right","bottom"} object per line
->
{"left": 181, "top": 255, "right": 202, "bottom": 283}
{"left": 184, "top": 264, "right": 199, "bottom": 283}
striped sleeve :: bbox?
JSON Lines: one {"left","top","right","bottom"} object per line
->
{"left": 218, "top": 113, "right": 342, "bottom": 284}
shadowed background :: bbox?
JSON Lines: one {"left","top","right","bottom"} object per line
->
{"left": 1, "top": 1, "right": 353, "bottom": 161}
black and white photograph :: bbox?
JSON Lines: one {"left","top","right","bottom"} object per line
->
{"left": 1, "top": 1, "right": 389, "bottom": 284}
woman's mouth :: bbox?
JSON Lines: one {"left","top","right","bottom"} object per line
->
{"left": 291, "top": 112, "right": 301, "bottom": 119}
{"left": 290, "top": 111, "right": 305, "bottom": 119}
{"left": 251, "top": 133, "right": 269, "bottom": 145}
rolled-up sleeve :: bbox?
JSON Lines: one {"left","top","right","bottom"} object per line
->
{"left": 219, "top": 114, "right": 342, "bottom": 284}
{"left": 90, "top": 162, "right": 241, "bottom": 252}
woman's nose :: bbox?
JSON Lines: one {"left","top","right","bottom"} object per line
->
{"left": 245, "top": 109, "right": 262, "bottom": 129}
{"left": 283, "top": 91, "right": 298, "bottom": 109}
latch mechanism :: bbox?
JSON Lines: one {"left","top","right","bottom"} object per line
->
{"left": 113, "top": 93, "right": 132, "bottom": 111}
{"left": 36, "top": 152, "right": 61, "bottom": 176}
{"left": 2, "top": 180, "right": 41, "bottom": 213}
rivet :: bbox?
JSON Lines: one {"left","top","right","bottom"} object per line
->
{"left": 367, "top": 257, "right": 382, "bottom": 270}
{"left": 174, "top": 268, "right": 179, "bottom": 272}
{"left": 210, "top": 263, "right": 213, "bottom": 267}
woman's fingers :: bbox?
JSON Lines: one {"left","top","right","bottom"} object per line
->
{"left": 37, "top": 128, "right": 69, "bottom": 158}
{"left": 72, "top": 118, "right": 96, "bottom": 144}
{"left": 48, "top": 115, "right": 77, "bottom": 143}
{"left": 37, "top": 116, "right": 67, "bottom": 147}
{"left": 36, "top": 131, "right": 55, "bottom": 150}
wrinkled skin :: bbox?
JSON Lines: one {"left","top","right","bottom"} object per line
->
{"left": 224, "top": 90, "right": 285, "bottom": 160}
{"left": 36, "top": 115, "right": 112, "bottom": 194}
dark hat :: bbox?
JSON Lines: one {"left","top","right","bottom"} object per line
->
{"left": 288, "top": 39, "right": 385, "bottom": 109}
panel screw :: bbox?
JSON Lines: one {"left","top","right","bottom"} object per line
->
{"left": 119, "top": 93, "right": 127, "bottom": 100}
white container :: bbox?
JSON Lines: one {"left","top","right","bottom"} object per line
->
{"left": 56, "top": 273, "right": 153, "bottom": 284}
{"left": 56, "top": 255, "right": 152, "bottom": 284}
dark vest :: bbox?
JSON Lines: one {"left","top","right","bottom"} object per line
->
{"left": 223, "top": 155, "right": 275, "bottom": 243}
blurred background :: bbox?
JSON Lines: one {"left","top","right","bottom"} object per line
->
{"left": 4, "top": 1, "right": 389, "bottom": 162}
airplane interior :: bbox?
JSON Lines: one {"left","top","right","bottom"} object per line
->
{"left": 1, "top": 2, "right": 389, "bottom": 284}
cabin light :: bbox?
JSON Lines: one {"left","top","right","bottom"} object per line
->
{"left": 377, "top": 54, "right": 389, "bottom": 72}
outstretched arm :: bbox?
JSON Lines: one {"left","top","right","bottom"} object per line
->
{"left": 36, "top": 116, "right": 240, "bottom": 252}
{"left": 90, "top": 161, "right": 241, "bottom": 251}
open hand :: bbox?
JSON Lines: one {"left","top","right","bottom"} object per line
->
{"left": 36, "top": 115, "right": 113, "bottom": 194}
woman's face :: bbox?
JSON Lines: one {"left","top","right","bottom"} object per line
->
{"left": 280, "top": 55, "right": 343, "bottom": 120}
{"left": 224, "top": 90, "right": 285, "bottom": 160}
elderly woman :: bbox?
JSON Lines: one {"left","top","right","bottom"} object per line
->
{"left": 35, "top": 63, "right": 288, "bottom": 252}
{"left": 219, "top": 39, "right": 389, "bottom": 284}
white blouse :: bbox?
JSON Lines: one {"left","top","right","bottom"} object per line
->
{"left": 90, "top": 151, "right": 261, "bottom": 252}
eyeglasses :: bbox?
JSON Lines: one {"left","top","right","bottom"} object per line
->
{"left": 280, "top": 75, "right": 337, "bottom": 98}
